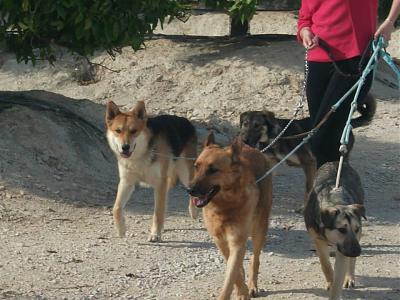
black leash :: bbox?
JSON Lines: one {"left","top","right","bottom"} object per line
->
{"left": 318, "top": 38, "right": 372, "bottom": 78}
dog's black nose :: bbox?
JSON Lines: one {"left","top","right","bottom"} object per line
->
{"left": 337, "top": 240, "right": 361, "bottom": 257}
{"left": 188, "top": 186, "right": 195, "bottom": 196}
{"left": 122, "top": 144, "right": 130, "bottom": 152}
{"left": 188, "top": 185, "right": 201, "bottom": 197}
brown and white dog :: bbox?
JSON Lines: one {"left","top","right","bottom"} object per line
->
{"left": 189, "top": 133, "right": 273, "bottom": 300}
{"left": 304, "top": 161, "right": 366, "bottom": 300}
{"left": 106, "top": 100, "right": 198, "bottom": 242}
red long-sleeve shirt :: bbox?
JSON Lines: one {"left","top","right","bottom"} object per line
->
{"left": 297, "top": 0, "right": 378, "bottom": 62}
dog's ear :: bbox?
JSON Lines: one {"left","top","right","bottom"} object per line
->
{"left": 239, "top": 112, "right": 249, "bottom": 127}
{"left": 320, "top": 207, "right": 340, "bottom": 229}
{"left": 203, "top": 131, "right": 216, "bottom": 147}
{"left": 350, "top": 204, "right": 367, "bottom": 220}
{"left": 262, "top": 111, "right": 275, "bottom": 121}
{"left": 106, "top": 101, "right": 120, "bottom": 121}
{"left": 230, "top": 138, "right": 243, "bottom": 165}
{"left": 132, "top": 101, "right": 147, "bottom": 120}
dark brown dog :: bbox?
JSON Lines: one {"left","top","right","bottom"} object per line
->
{"left": 189, "top": 133, "right": 273, "bottom": 300}
{"left": 239, "top": 93, "right": 376, "bottom": 204}
{"left": 304, "top": 161, "right": 366, "bottom": 300}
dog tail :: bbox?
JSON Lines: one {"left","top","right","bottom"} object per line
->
{"left": 351, "top": 93, "right": 377, "bottom": 128}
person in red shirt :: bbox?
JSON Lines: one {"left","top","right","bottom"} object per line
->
{"left": 297, "top": 0, "right": 400, "bottom": 168}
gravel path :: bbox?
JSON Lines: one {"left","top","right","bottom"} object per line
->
{"left": 0, "top": 12, "right": 399, "bottom": 300}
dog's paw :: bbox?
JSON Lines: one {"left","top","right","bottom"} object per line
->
{"left": 115, "top": 223, "right": 126, "bottom": 237}
{"left": 343, "top": 278, "right": 355, "bottom": 288}
{"left": 248, "top": 287, "right": 258, "bottom": 298}
{"left": 236, "top": 294, "right": 250, "bottom": 300}
{"left": 117, "top": 230, "right": 126, "bottom": 238}
{"left": 148, "top": 234, "right": 162, "bottom": 242}
{"left": 326, "top": 282, "right": 332, "bottom": 291}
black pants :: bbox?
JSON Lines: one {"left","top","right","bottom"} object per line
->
{"left": 306, "top": 56, "right": 373, "bottom": 168}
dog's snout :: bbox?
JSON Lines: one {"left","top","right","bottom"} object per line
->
{"left": 188, "top": 185, "right": 198, "bottom": 197}
{"left": 122, "top": 144, "right": 130, "bottom": 152}
{"left": 337, "top": 237, "right": 362, "bottom": 257}
{"left": 188, "top": 184, "right": 205, "bottom": 197}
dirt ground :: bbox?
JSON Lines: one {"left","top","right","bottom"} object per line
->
{"left": 0, "top": 12, "right": 399, "bottom": 300}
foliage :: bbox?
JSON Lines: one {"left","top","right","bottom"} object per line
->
{"left": 0, "top": 0, "right": 287, "bottom": 63}
{"left": 0, "top": 0, "right": 261, "bottom": 65}
{"left": 204, "top": 0, "right": 258, "bottom": 25}
{"left": 0, "top": 0, "right": 190, "bottom": 64}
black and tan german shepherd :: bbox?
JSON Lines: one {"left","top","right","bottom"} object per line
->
{"left": 239, "top": 93, "right": 376, "bottom": 203}
{"left": 189, "top": 134, "right": 273, "bottom": 299}
{"left": 106, "top": 101, "right": 198, "bottom": 242}
{"left": 304, "top": 161, "right": 366, "bottom": 300}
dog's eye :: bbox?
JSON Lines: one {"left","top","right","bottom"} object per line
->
{"left": 354, "top": 228, "right": 360, "bottom": 234}
{"left": 207, "top": 166, "right": 218, "bottom": 175}
{"left": 338, "top": 228, "right": 347, "bottom": 234}
{"left": 115, "top": 128, "right": 122, "bottom": 134}
{"left": 254, "top": 123, "right": 261, "bottom": 128}
{"left": 130, "top": 129, "right": 137, "bottom": 135}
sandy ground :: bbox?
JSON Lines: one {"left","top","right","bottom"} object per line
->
{"left": 0, "top": 12, "right": 399, "bottom": 300}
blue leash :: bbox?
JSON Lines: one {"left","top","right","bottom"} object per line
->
{"left": 256, "top": 36, "right": 396, "bottom": 185}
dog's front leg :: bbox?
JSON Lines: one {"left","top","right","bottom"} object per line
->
{"left": 113, "top": 178, "right": 136, "bottom": 237}
{"left": 314, "top": 238, "right": 334, "bottom": 290}
{"left": 149, "top": 181, "right": 168, "bottom": 242}
{"left": 329, "top": 251, "right": 349, "bottom": 300}
{"left": 248, "top": 223, "right": 267, "bottom": 297}
{"left": 219, "top": 243, "right": 248, "bottom": 300}
{"left": 343, "top": 257, "right": 356, "bottom": 288}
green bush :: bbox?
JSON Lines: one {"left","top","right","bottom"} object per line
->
{"left": 0, "top": 0, "right": 189, "bottom": 64}
{"left": 0, "top": 0, "right": 263, "bottom": 63}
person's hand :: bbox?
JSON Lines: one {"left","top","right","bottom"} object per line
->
{"left": 375, "top": 19, "right": 395, "bottom": 42}
{"left": 300, "top": 27, "right": 319, "bottom": 50}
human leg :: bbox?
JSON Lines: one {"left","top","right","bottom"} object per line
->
{"left": 310, "top": 57, "right": 373, "bottom": 167}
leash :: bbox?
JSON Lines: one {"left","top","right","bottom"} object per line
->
{"left": 334, "top": 36, "right": 385, "bottom": 188}
{"left": 259, "top": 50, "right": 309, "bottom": 153}
{"left": 318, "top": 38, "right": 372, "bottom": 78}
{"left": 255, "top": 109, "right": 335, "bottom": 184}
{"left": 265, "top": 36, "right": 400, "bottom": 143}
{"left": 255, "top": 131, "right": 314, "bottom": 184}
{"left": 255, "top": 36, "right": 389, "bottom": 186}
